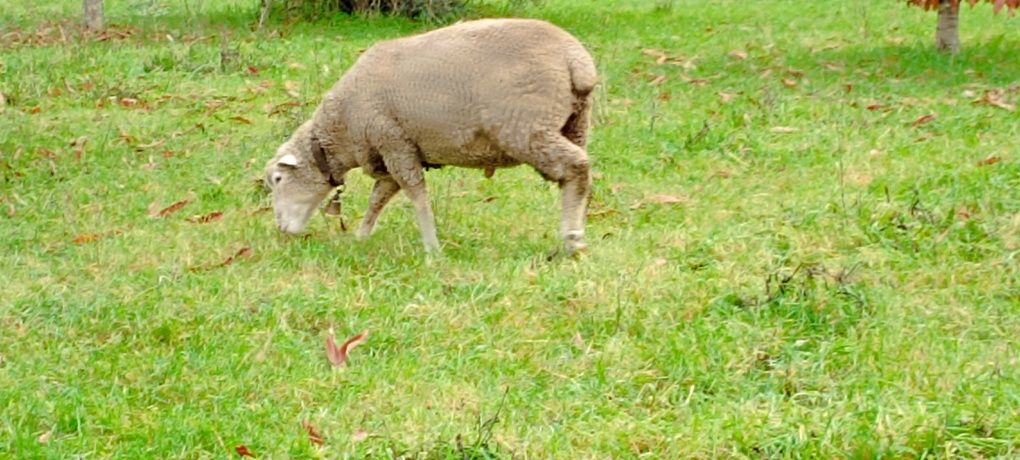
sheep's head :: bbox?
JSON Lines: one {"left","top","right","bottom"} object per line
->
{"left": 264, "top": 134, "right": 335, "bottom": 234}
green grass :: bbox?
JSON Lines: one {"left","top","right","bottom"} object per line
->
{"left": 2, "top": 0, "right": 1019, "bottom": 457}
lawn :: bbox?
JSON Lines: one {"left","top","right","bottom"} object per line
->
{"left": 1, "top": 0, "right": 1019, "bottom": 457}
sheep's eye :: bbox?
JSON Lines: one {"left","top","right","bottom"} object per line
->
{"left": 272, "top": 172, "right": 283, "bottom": 185}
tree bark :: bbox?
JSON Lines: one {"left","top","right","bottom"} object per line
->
{"left": 936, "top": 0, "right": 960, "bottom": 53}
{"left": 83, "top": 0, "right": 104, "bottom": 30}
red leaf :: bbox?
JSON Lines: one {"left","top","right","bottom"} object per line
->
{"left": 302, "top": 420, "right": 325, "bottom": 446}
{"left": 235, "top": 445, "right": 255, "bottom": 457}
{"left": 911, "top": 113, "right": 937, "bottom": 127}
{"left": 326, "top": 329, "right": 369, "bottom": 367}
{"left": 865, "top": 103, "right": 886, "bottom": 111}
{"left": 977, "top": 155, "right": 1001, "bottom": 166}
{"left": 185, "top": 211, "right": 224, "bottom": 224}
{"left": 247, "top": 65, "right": 259, "bottom": 75}
{"left": 149, "top": 199, "right": 191, "bottom": 218}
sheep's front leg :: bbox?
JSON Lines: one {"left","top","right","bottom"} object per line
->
{"left": 356, "top": 177, "right": 400, "bottom": 239}
{"left": 381, "top": 148, "right": 440, "bottom": 253}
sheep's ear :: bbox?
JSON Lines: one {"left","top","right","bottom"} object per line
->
{"left": 278, "top": 153, "right": 299, "bottom": 167}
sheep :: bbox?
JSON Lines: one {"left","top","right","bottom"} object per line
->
{"left": 264, "top": 18, "right": 597, "bottom": 255}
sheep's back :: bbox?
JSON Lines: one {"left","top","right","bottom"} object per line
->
{"left": 352, "top": 19, "right": 587, "bottom": 162}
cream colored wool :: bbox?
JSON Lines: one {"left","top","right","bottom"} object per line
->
{"left": 265, "top": 18, "right": 597, "bottom": 254}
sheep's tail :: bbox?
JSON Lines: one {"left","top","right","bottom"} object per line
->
{"left": 566, "top": 43, "right": 597, "bottom": 98}
{"left": 562, "top": 43, "right": 596, "bottom": 148}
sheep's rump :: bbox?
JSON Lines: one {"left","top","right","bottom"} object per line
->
{"left": 345, "top": 18, "right": 597, "bottom": 167}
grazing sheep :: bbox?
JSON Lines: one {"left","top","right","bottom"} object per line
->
{"left": 264, "top": 18, "right": 597, "bottom": 254}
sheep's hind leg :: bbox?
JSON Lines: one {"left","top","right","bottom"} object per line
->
{"left": 356, "top": 177, "right": 400, "bottom": 239}
{"left": 381, "top": 149, "right": 440, "bottom": 253}
{"left": 525, "top": 131, "right": 592, "bottom": 255}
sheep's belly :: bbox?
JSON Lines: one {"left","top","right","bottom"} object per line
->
{"left": 415, "top": 130, "right": 520, "bottom": 169}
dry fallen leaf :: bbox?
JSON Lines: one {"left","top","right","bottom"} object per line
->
{"left": 186, "top": 211, "right": 224, "bottom": 224}
{"left": 247, "top": 65, "right": 259, "bottom": 75}
{"left": 229, "top": 115, "right": 252, "bottom": 125}
{"left": 72, "top": 233, "right": 101, "bottom": 244}
{"left": 37, "top": 431, "right": 52, "bottom": 444}
{"left": 781, "top": 78, "right": 798, "bottom": 89}
{"left": 865, "top": 103, "right": 886, "bottom": 111}
{"left": 288, "top": 62, "right": 307, "bottom": 70}
{"left": 982, "top": 90, "right": 1015, "bottom": 111}
{"left": 718, "top": 92, "right": 736, "bottom": 103}
{"left": 911, "top": 113, "right": 937, "bottom": 127}
{"left": 641, "top": 48, "right": 668, "bottom": 64}
{"left": 631, "top": 194, "right": 688, "bottom": 210}
{"left": 149, "top": 199, "right": 191, "bottom": 218}
{"left": 235, "top": 444, "right": 255, "bottom": 457}
{"left": 188, "top": 246, "right": 252, "bottom": 272}
{"left": 302, "top": 420, "right": 325, "bottom": 447}
{"left": 326, "top": 329, "right": 369, "bottom": 367}
{"left": 727, "top": 49, "right": 748, "bottom": 60}
{"left": 977, "top": 155, "right": 1001, "bottom": 167}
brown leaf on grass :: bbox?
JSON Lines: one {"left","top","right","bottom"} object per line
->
{"left": 641, "top": 48, "right": 668, "bottom": 64}
{"left": 284, "top": 81, "right": 300, "bottom": 98}
{"left": 865, "top": 103, "right": 886, "bottom": 111}
{"left": 981, "top": 90, "right": 1015, "bottom": 111}
{"left": 648, "top": 75, "right": 667, "bottom": 86}
{"left": 718, "top": 92, "right": 736, "bottom": 103}
{"left": 822, "top": 61, "right": 844, "bottom": 71}
{"left": 956, "top": 206, "right": 972, "bottom": 221}
{"left": 246, "top": 65, "right": 259, "bottom": 75}
{"left": 302, "top": 420, "right": 325, "bottom": 447}
{"left": 189, "top": 246, "right": 253, "bottom": 272}
{"left": 781, "top": 78, "right": 798, "bottom": 89}
{"left": 266, "top": 101, "right": 300, "bottom": 117}
{"left": 70, "top": 136, "right": 88, "bottom": 160}
{"left": 911, "top": 113, "right": 937, "bottom": 127}
{"left": 27, "top": 106, "right": 42, "bottom": 114}
{"left": 727, "top": 50, "right": 748, "bottom": 60}
{"left": 977, "top": 155, "right": 1001, "bottom": 167}
{"left": 229, "top": 115, "right": 253, "bottom": 125}
{"left": 5, "top": 203, "right": 14, "bottom": 217}
{"left": 37, "top": 431, "right": 52, "bottom": 444}
{"left": 72, "top": 233, "right": 101, "bottom": 244}
{"left": 149, "top": 199, "right": 191, "bottom": 218}
{"left": 186, "top": 211, "right": 224, "bottom": 224}
{"left": 631, "top": 193, "right": 688, "bottom": 210}
{"left": 326, "top": 329, "right": 369, "bottom": 367}
{"left": 235, "top": 444, "right": 255, "bottom": 457}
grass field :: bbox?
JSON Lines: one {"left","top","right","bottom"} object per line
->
{"left": 2, "top": 0, "right": 1019, "bottom": 457}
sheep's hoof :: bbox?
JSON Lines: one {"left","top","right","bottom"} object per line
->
{"left": 563, "top": 231, "right": 588, "bottom": 257}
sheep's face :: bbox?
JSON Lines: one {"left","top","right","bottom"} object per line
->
{"left": 265, "top": 143, "right": 333, "bottom": 234}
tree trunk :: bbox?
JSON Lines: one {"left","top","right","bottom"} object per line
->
{"left": 935, "top": 0, "right": 960, "bottom": 53}
{"left": 83, "top": 0, "right": 104, "bottom": 30}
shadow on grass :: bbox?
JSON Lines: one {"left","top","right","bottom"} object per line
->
{"left": 815, "top": 37, "right": 1020, "bottom": 87}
